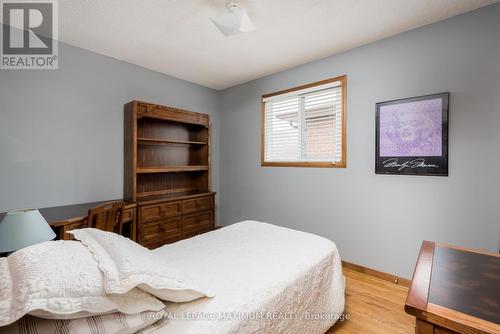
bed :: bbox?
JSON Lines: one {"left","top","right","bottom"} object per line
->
{"left": 0, "top": 221, "right": 345, "bottom": 334}
{"left": 145, "top": 221, "right": 345, "bottom": 333}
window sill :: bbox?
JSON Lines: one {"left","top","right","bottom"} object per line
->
{"left": 261, "top": 161, "right": 346, "bottom": 168}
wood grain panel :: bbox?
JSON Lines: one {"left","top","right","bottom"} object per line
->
{"left": 181, "top": 210, "right": 214, "bottom": 230}
{"left": 140, "top": 201, "right": 182, "bottom": 223}
{"left": 141, "top": 239, "right": 163, "bottom": 250}
{"left": 136, "top": 102, "right": 209, "bottom": 128}
{"left": 182, "top": 198, "right": 198, "bottom": 215}
{"left": 429, "top": 246, "right": 500, "bottom": 325}
{"left": 163, "top": 234, "right": 182, "bottom": 245}
{"left": 434, "top": 327, "right": 456, "bottom": 334}
{"left": 196, "top": 196, "right": 214, "bottom": 211}
{"left": 180, "top": 214, "right": 197, "bottom": 229}
{"left": 405, "top": 241, "right": 435, "bottom": 314}
{"left": 196, "top": 210, "right": 213, "bottom": 225}
{"left": 141, "top": 220, "right": 165, "bottom": 242}
{"left": 423, "top": 303, "right": 500, "bottom": 334}
{"left": 182, "top": 195, "right": 214, "bottom": 214}
{"left": 140, "top": 204, "right": 164, "bottom": 223}
{"left": 416, "top": 319, "right": 435, "bottom": 334}
{"left": 124, "top": 102, "right": 137, "bottom": 201}
{"left": 182, "top": 223, "right": 214, "bottom": 239}
{"left": 122, "top": 208, "right": 135, "bottom": 222}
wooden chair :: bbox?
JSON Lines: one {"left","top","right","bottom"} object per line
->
{"left": 87, "top": 201, "right": 125, "bottom": 234}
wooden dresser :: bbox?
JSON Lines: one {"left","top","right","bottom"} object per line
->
{"left": 405, "top": 241, "right": 500, "bottom": 334}
{"left": 136, "top": 192, "right": 215, "bottom": 249}
{"left": 124, "top": 101, "right": 216, "bottom": 249}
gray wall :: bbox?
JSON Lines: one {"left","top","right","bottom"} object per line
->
{"left": 0, "top": 40, "right": 220, "bottom": 218}
{"left": 1, "top": 5, "right": 499, "bottom": 278}
{"left": 218, "top": 4, "right": 500, "bottom": 278}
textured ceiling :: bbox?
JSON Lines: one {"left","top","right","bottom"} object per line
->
{"left": 58, "top": 0, "right": 499, "bottom": 90}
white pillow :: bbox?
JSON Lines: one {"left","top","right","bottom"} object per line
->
{"left": 69, "top": 228, "right": 214, "bottom": 302}
{"left": 0, "top": 241, "right": 165, "bottom": 327}
{"left": 0, "top": 310, "right": 167, "bottom": 334}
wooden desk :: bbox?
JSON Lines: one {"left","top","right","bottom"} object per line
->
{"left": 0, "top": 200, "right": 137, "bottom": 241}
{"left": 405, "top": 241, "right": 500, "bottom": 334}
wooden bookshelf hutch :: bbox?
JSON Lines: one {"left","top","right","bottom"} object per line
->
{"left": 124, "top": 101, "right": 215, "bottom": 249}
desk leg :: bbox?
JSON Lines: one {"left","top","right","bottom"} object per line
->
{"left": 416, "top": 319, "right": 434, "bottom": 334}
{"left": 416, "top": 319, "right": 456, "bottom": 334}
{"left": 132, "top": 217, "right": 137, "bottom": 241}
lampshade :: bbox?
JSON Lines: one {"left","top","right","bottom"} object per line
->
{"left": 0, "top": 209, "right": 56, "bottom": 253}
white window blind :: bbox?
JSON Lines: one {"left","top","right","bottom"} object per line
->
{"left": 263, "top": 80, "right": 343, "bottom": 164}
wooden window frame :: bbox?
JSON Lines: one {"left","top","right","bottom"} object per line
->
{"left": 261, "top": 75, "right": 347, "bottom": 168}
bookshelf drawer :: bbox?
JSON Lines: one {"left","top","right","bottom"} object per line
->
{"left": 197, "top": 210, "right": 213, "bottom": 225}
{"left": 141, "top": 205, "right": 162, "bottom": 222}
{"left": 181, "top": 214, "right": 197, "bottom": 229}
{"left": 140, "top": 201, "right": 181, "bottom": 222}
{"left": 163, "top": 233, "right": 182, "bottom": 245}
{"left": 141, "top": 218, "right": 181, "bottom": 241}
{"left": 181, "top": 210, "right": 214, "bottom": 229}
{"left": 196, "top": 196, "right": 214, "bottom": 212}
{"left": 142, "top": 240, "right": 163, "bottom": 250}
{"left": 161, "top": 217, "right": 181, "bottom": 233}
{"left": 163, "top": 202, "right": 182, "bottom": 217}
{"left": 142, "top": 233, "right": 180, "bottom": 249}
{"left": 182, "top": 223, "right": 214, "bottom": 239}
{"left": 182, "top": 195, "right": 214, "bottom": 214}
{"left": 141, "top": 221, "right": 162, "bottom": 242}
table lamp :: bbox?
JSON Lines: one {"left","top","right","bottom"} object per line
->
{"left": 0, "top": 209, "right": 56, "bottom": 253}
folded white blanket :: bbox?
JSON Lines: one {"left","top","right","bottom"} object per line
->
{"left": 70, "top": 228, "right": 214, "bottom": 302}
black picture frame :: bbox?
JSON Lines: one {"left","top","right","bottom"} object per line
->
{"left": 375, "top": 92, "right": 449, "bottom": 176}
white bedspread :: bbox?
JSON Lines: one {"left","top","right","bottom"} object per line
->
{"left": 147, "top": 221, "right": 345, "bottom": 334}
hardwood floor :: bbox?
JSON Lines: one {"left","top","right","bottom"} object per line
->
{"left": 327, "top": 269, "right": 415, "bottom": 333}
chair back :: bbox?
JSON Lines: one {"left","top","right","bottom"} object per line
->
{"left": 87, "top": 201, "right": 125, "bottom": 234}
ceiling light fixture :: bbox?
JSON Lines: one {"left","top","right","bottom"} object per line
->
{"left": 210, "top": 2, "right": 256, "bottom": 36}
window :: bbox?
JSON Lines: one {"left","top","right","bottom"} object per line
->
{"left": 261, "top": 76, "right": 346, "bottom": 167}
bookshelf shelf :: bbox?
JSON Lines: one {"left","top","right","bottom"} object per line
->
{"left": 137, "top": 138, "right": 207, "bottom": 145}
{"left": 136, "top": 166, "right": 209, "bottom": 173}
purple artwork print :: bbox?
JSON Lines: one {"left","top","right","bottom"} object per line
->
{"left": 379, "top": 98, "right": 442, "bottom": 157}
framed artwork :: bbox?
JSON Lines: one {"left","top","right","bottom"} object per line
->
{"left": 375, "top": 92, "right": 449, "bottom": 176}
